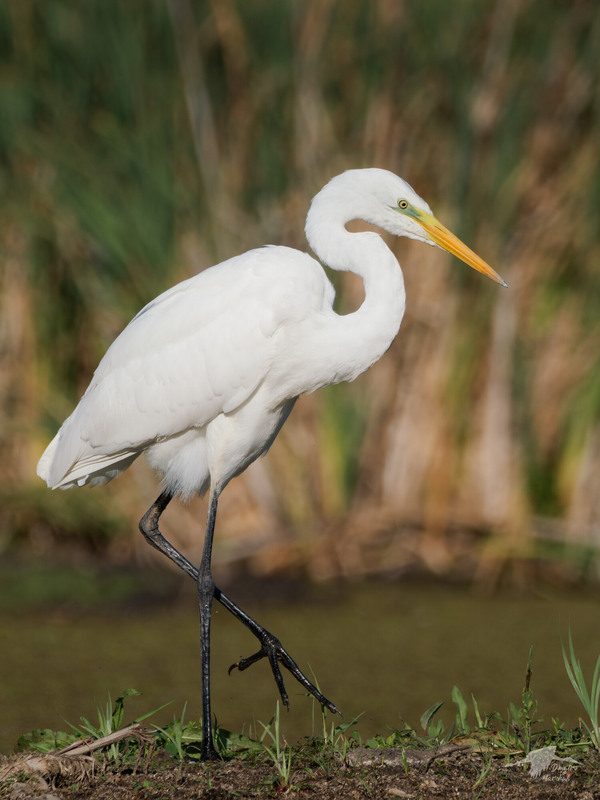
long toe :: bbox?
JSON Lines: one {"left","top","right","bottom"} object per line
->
{"left": 228, "top": 648, "right": 266, "bottom": 674}
{"left": 256, "top": 635, "right": 337, "bottom": 713}
{"left": 228, "top": 646, "right": 291, "bottom": 708}
{"left": 228, "top": 634, "right": 341, "bottom": 716}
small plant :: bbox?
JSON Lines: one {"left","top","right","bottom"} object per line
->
{"left": 314, "top": 695, "right": 361, "bottom": 760}
{"left": 152, "top": 712, "right": 260, "bottom": 761}
{"left": 258, "top": 702, "right": 295, "bottom": 790}
{"left": 418, "top": 686, "right": 490, "bottom": 743}
{"left": 505, "top": 646, "right": 541, "bottom": 753}
{"left": 66, "top": 689, "right": 168, "bottom": 764}
{"left": 153, "top": 703, "right": 188, "bottom": 761}
{"left": 71, "top": 689, "right": 141, "bottom": 761}
{"left": 474, "top": 749, "right": 494, "bottom": 797}
{"left": 452, "top": 685, "right": 470, "bottom": 735}
{"left": 420, "top": 700, "right": 447, "bottom": 742}
{"left": 562, "top": 628, "right": 600, "bottom": 751}
{"left": 16, "top": 728, "right": 79, "bottom": 754}
{"left": 304, "top": 667, "right": 361, "bottom": 763}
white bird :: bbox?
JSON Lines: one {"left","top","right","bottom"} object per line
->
{"left": 37, "top": 168, "right": 506, "bottom": 759}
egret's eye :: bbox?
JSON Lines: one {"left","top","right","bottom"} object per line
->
{"left": 398, "top": 199, "right": 409, "bottom": 210}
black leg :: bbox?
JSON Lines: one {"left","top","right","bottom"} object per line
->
{"left": 196, "top": 489, "right": 221, "bottom": 760}
{"left": 140, "top": 489, "right": 220, "bottom": 759}
{"left": 139, "top": 491, "right": 197, "bottom": 580}
{"left": 217, "top": 587, "right": 340, "bottom": 715}
{"left": 138, "top": 490, "right": 340, "bottom": 760}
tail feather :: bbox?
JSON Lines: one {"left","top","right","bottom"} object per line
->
{"left": 36, "top": 431, "right": 60, "bottom": 486}
{"left": 37, "top": 428, "right": 140, "bottom": 489}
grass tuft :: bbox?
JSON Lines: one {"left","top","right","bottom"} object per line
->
{"left": 561, "top": 628, "right": 600, "bottom": 751}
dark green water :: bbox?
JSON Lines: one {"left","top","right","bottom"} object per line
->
{"left": 1, "top": 575, "right": 599, "bottom": 754}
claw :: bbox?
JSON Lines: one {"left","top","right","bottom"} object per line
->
{"left": 228, "top": 648, "right": 264, "bottom": 675}
{"left": 227, "top": 636, "right": 341, "bottom": 717}
{"left": 216, "top": 587, "right": 341, "bottom": 717}
{"left": 229, "top": 646, "right": 291, "bottom": 708}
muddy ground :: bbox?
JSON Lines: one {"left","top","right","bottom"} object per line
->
{"left": 2, "top": 744, "right": 600, "bottom": 800}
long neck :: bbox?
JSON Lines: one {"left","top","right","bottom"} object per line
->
{"left": 304, "top": 200, "right": 406, "bottom": 386}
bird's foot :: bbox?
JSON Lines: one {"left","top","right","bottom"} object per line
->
{"left": 199, "top": 737, "right": 224, "bottom": 762}
{"left": 228, "top": 629, "right": 341, "bottom": 716}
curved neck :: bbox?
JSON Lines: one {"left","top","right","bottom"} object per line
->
{"left": 304, "top": 198, "right": 406, "bottom": 385}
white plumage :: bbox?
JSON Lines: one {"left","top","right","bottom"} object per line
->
{"left": 36, "top": 167, "right": 505, "bottom": 759}
{"left": 38, "top": 246, "right": 334, "bottom": 496}
{"left": 38, "top": 170, "right": 437, "bottom": 498}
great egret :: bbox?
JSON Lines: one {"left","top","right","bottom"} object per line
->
{"left": 37, "top": 168, "right": 506, "bottom": 759}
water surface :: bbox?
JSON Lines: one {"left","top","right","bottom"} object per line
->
{"left": 1, "top": 576, "right": 599, "bottom": 753}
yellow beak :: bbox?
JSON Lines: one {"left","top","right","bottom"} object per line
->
{"left": 417, "top": 211, "right": 507, "bottom": 288}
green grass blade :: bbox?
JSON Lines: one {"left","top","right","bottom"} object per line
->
{"left": 451, "top": 686, "right": 470, "bottom": 734}
{"left": 420, "top": 701, "right": 444, "bottom": 733}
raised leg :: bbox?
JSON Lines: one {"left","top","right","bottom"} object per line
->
{"left": 139, "top": 491, "right": 196, "bottom": 579}
{"left": 217, "top": 587, "right": 340, "bottom": 715}
{"left": 138, "top": 491, "right": 340, "bottom": 759}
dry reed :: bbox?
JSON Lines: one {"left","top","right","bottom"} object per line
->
{"left": 2, "top": 1, "right": 599, "bottom": 583}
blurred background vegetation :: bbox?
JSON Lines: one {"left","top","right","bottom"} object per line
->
{"left": 2, "top": 0, "right": 600, "bottom": 586}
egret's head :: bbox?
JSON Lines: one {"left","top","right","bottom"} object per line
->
{"left": 309, "top": 168, "right": 507, "bottom": 287}
{"left": 391, "top": 191, "right": 507, "bottom": 287}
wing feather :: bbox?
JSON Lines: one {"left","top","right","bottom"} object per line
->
{"left": 39, "top": 246, "right": 334, "bottom": 489}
